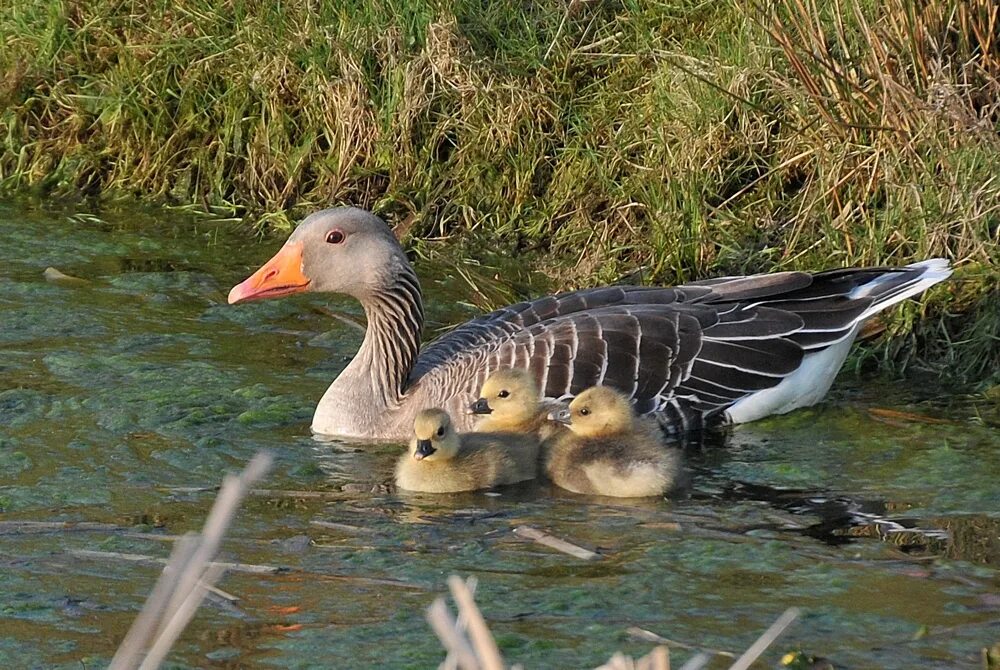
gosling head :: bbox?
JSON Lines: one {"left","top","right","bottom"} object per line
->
{"left": 410, "top": 408, "right": 460, "bottom": 462}
{"left": 469, "top": 368, "right": 541, "bottom": 425}
{"left": 554, "top": 386, "right": 635, "bottom": 438}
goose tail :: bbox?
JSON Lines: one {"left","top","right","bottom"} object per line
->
{"left": 853, "top": 258, "right": 952, "bottom": 321}
{"left": 725, "top": 258, "right": 952, "bottom": 424}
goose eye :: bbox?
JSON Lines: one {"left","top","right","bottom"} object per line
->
{"left": 498, "top": 390, "right": 510, "bottom": 399}
{"left": 579, "top": 407, "right": 590, "bottom": 416}
{"left": 326, "top": 229, "right": 346, "bottom": 244}
{"left": 436, "top": 426, "right": 445, "bottom": 437}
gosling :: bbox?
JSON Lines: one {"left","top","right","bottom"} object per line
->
{"left": 545, "top": 386, "right": 680, "bottom": 498}
{"left": 469, "top": 368, "right": 561, "bottom": 439}
{"left": 395, "top": 408, "right": 540, "bottom": 493}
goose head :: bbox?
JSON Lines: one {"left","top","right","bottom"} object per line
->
{"left": 410, "top": 408, "right": 460, "bottom": 461}
{"left": 470, "top": 369, "right": 541, "bottom": 425}
{"left": 228, "top": 207, "right": 410, "bottom": 304}
{"left": 555, "top": 386, "right": 634, "bottom": 438}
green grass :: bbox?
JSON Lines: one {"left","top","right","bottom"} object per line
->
{"left": 0, "top": 0, "right": 997, "bottom": 385}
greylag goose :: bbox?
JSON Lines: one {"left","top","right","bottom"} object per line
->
{"left": 470, "top": 368, "right": 561, "bottom": 438}
{"left": 545, "top": 386, "right": 681, "bottom": 497}
{"left": 228, "top": 207, "right": 952, "bottom": 441}
{"left": 395, "top": 408, "right": 539, "bottom": 493}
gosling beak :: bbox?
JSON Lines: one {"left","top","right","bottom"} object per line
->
{"left": 413, "top": 439, "right": 436, "bottom": 461}
{"left": 549, "top": 408, "right": 572, "bottom": 425}
{"left": 469, "top": 398, "right": 492, "bottom": 415}
{"left": 228, "top": 241, "right": 310, "bottom": 304}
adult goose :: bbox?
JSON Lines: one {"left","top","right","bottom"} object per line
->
{"left": 228, "top": 207, "right": 951, "bottom": 441}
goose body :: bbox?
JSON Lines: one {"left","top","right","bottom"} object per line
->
{"left": 395, "top": 409, "right": 539, "bottom": 493}
{"left": 545, "top": 387, "right": 681, "bottom": 497}
{"left": 228, "top": 207, "right": 952, "bottom": 441}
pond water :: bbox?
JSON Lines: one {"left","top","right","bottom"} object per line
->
{"left": 1, "top": 201, "right": 998, "bottom": 669}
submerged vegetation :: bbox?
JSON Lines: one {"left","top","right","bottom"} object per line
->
{"left": 0, "top": 0, "right": 997, "bottom": 382}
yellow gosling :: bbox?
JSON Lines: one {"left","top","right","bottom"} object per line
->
{"left": 544, "top": 387, "right": 680, "bottom": 498}
{"left": 395, "top": 408, "right": 540, "bottom": 493}
{"left": 470, "top": 368, "right": 561, "bottom": 439}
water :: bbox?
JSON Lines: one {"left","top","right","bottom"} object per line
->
{"left": 1, "top": 201, "right": 998, "bottom": 669}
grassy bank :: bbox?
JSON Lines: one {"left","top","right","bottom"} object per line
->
{"left": 1, "top": 0, "right": 997, "bottom": 384}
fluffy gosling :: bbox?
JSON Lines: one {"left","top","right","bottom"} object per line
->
{"left": 545, "top": 386, "right": 680, "bottom": 498}
{"left": 395, "top": 408, "right": 539, "bottom": 493}
{"left": 470, "top": 368, "right": 561, "bottom": 439}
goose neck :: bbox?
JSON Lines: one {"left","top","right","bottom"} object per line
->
{"left": 312, "top": 259, "right": 424, "bottom": 438}
{"left": 355, "top": 270, "right": 424, "bottom": 407}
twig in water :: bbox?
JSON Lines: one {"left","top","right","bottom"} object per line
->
{"left": 513, "top": 525, "right": 602, "bottom": 561}
{"left": 199, "top": 583, "right": 240, "bottom": 603}
{"left": 0, "top": 520, "right": 122, "bottom": 535}
{"left": 311, "top": 573, "right": 429, "bottom": 590}
{"left": 250, "top": 489, "right": 352, "bottom": 500}
{"left": 159, "top": 486, "right": 218, "bottom": 494}
{"left": 161, "top": 486, "right": 345, "bottom": 500}
{"left": 67, "top": 548, "right": 425, "bottom": 590}
{"left": 69, "top": 549, "right": 285, "bottom": 575}
{"left": 727, "top": 608, "right": 801, "bottom": 670}
{"left": 43, "top": 266, "right": 90, "bottom": 286}
{"left": 109, "top": 452, "right": 273, "bottom": 670}
{"left": 627, "top": 627, "right": 737, "bottom": 659}
{"left": 310, "top": 520, "right": 376, "bottom": 534}
{"left": 251, "top": 488, "right": 346, "bottom": 500}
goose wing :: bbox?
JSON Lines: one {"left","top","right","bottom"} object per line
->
{"left": 410, "top": 285, "right": 708, "bottom": 380}
{"left": 408, "top": 263, "right": 945, "bottom": 429}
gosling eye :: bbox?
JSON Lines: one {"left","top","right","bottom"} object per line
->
{"left": 579, "top": 407, "right": 590, "bottom": 416}
{"left": 436, "top": 426, "right": 445, "bottom": 437}
{"left": 326, "top": 229, "right": 346, "bottom": 244}
{"left": 497, "top": 390, "right": 510, "bottom": 399}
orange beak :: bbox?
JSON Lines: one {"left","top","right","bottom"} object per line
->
{"left": 228, "top": 241, "right": 311, "bottom": 304}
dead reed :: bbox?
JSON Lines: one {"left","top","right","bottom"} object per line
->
{"left": 109, "top": 452, "right": 273, "bottom": 670}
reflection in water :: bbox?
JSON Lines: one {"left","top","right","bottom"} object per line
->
{"left": 0, "top": 201, "right": 998, "bottom": 668}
